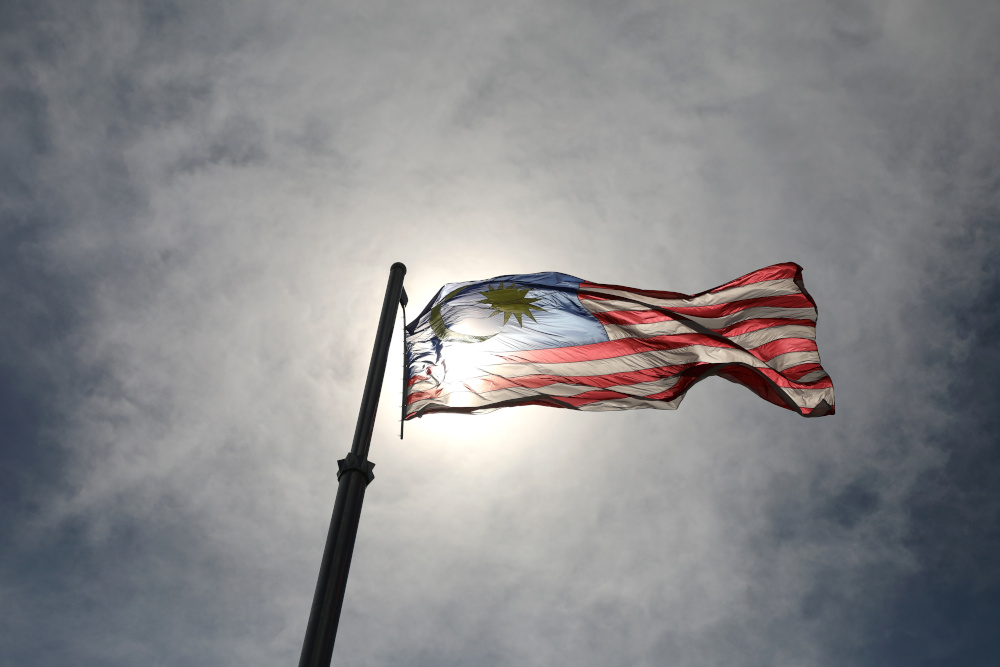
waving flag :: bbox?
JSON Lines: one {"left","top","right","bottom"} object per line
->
{"left": 404, "top": 263, "right": 834, "bottom": 419}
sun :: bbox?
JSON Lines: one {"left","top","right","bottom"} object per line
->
{"left": 477, "top": 283, "right": 545, "bottom": 326}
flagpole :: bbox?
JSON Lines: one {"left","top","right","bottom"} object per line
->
{"left": 298, "top": 262, "right": 407, "bottom": 667}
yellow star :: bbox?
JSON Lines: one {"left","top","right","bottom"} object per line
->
{"left": 477, "top": 283, "right": 545, "bottom": 326}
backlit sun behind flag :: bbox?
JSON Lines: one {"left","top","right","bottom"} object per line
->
{"left": 404, "top": 263, "right": 834, "bottom": 419}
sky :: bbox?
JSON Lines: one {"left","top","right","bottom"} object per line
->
{"left": 1, "top": 0, "right": 999, "bottom": 665}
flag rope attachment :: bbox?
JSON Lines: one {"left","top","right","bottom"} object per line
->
{"left": 399, "top": 294, "right": 407, "bottom": 440}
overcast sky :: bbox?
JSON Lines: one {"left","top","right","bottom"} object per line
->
{"left": 2, "top": 0, "right": 999, "bottom": 665}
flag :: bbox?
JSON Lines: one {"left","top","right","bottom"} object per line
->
{"left": 404, "top": 263, "right": 834, "bottom": 419}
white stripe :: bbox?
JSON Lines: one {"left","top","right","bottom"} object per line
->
{"left": 775, "top": 386, "right": 834, "bottom": 409}
{"left": 730, "top": 324, "right": 816, "bottom": 348}
{"left": 610, "top": 375, "right": 684, "bottom": 396}
{"left": 601, "top": 322, "right": 816, "bottom": 347}
{"left": 583, "top": 278, "right": 803, "bottom": 309}
{"left": 578, "top": 396, "right": 684, "bottom": 411}
{"left": 600, "top": 319, "right": 698, "bottom": 341}
{"left": 767, "top": 350, "right": 822, "bottom": 372}
{"left": 409, "top": 379, "right": 438, "bottom": 393}
{"left": 407, "top": 386, "right": 575, "bottom": 413}
{"left": 796, "top": 369, "right": 829, "bottom": 383}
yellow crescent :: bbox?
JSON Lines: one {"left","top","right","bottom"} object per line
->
{"left": 430, "top": 286, "right": 497, "bottom": 344}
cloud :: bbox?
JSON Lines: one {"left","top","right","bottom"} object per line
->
{"left": 2, "top": 0, "right": 999, "bottom": 665}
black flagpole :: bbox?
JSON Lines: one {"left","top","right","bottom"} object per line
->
{"left": 298, "top": 262, "right": 408, "bottom": 667}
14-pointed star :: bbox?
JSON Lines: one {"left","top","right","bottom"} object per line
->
{"left": 477, "top": 283, "right": 545, "bottom": 326}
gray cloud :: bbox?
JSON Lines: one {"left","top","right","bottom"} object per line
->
{"left": 2, "top": 0, "right": 999, "bottom": 665}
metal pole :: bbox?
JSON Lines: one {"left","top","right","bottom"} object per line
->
{"left": 298, "top": 262, "right": 407, "bottom": 667}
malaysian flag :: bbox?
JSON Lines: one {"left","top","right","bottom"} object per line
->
{"left": 404, "top": 263, "right": 834, "bottom": 419}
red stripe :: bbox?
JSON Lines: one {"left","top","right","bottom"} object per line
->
{"left": 739, "top": 364, "right": 832, "bottom": 388}
{"left": 407, "top": 372, "right": 432, "bottom": 387}
{"left": 668, "top": 293, "right": 813, "bottom": 318}
{"left": 556, "top": 389, "right": 649, "bottom": 407}
{"left": 748, "top": 337, "right": 817, "bottom": 362}
{"left": 496, "top": 330, "right": 818, "bottom": 366}
{"left": 498, "top": 334, "right": 735, "bottom": 364}
{"left": 782, "top": 363, "right": 826, "bottom": 382}
{"left": 717, "top": 367, "right": 798, "bottom": 412}
{"left": 581, "top": 293, "right": 814, "bottom": 319}
{"left": 407, "top": 386, "right": 444, "bottom": 404}
{"left": 560, "top": 374, "right": 706, "bottom": 406}
{"left": 579, "top": 262, "right": 800, "bottom": 301}
{"left": 712, "top": 318, "right": 816, "bottom": 337}
{"left": 593, "top": 309, "right": 679, "bottom": 326}
{"left": 701, "top": 262, "right": 801, "bottom": 293}
{"left": 486, "top": 366, "right": 693, "bottom": 390}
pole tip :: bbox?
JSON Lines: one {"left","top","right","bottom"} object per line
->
{"left": 391, "top": 262, "right": 407, "bottom": 274}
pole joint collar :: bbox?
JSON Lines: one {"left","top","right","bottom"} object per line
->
{"left": 337, "top": 452, "right": 375, "bottom": 485}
